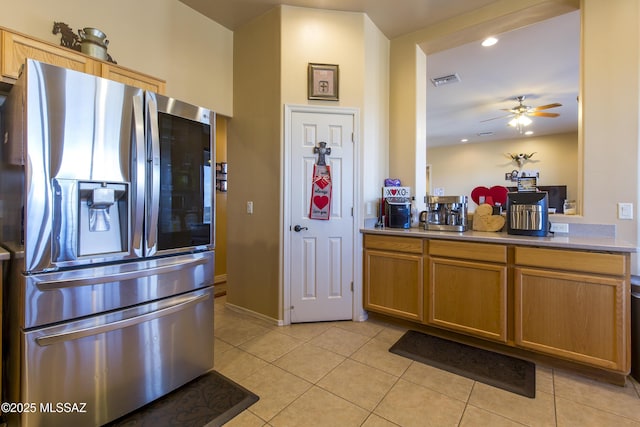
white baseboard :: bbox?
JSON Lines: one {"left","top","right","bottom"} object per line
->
{"left": 224, "top": 302, "right": 283, "bottom": 326}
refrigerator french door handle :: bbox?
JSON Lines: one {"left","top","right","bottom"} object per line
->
{"left": 145, "top": 92, "right": 161, "bottom": 256}
{"left": 35, "top": 292, "right": 211, "bottom": 347}
{"left": 132, "top": 92, "right": 146, "bottom": 257}
{"left": 33, "top": 256, "right": 209, "bottom": 290}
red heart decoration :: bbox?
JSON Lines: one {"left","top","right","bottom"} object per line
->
{"left": 470, "top": 186, "right": 509, "bottom": 206}
{"left": 391, "top": 189, "right": 398, "bottom": 195}
{"left": 470, "top": 186, "right": 490, "bottom": 204}
{"left": 315, "top": 177, "right": 329, "bottom": 189}
{"left": 488, "top": 186, "right": 509, "bottom": 206}
{"left": 314, "top": 195, "right": 329, "bottom": 209}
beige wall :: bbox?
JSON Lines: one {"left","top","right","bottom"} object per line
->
{"left": 2, "top": 0, "right": 233, "bottom": 115}
{"left": 228, "top": 8, "right": 282, "bottom": 319}
{"left": 279, "top": 7, "right": 390, "bottom": 220}
{"left": 362, "top": 17, "right": 391, "bottom": 217}
{"left": 581, "top": 0, "right": 639, "bottom": 242}
{"left": 427, "top": 132, "right": 578, "bottom": 210}
{"left": 228, "top": 5, "right": 389, "bottom": 320}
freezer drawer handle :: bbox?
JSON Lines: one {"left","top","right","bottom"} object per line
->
{"left": 34, "top": 256, "right": 209, "bottom": 290}
{"left": 35, "top": 292, "right": 210, "bottom": 347}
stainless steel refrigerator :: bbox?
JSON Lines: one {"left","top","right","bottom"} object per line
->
{"left": 0, "top": 59, "right": 215, "bottom": 426}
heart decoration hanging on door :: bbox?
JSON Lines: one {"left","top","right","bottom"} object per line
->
{"left": 313, "top": 195, "right": 330, "bottom": 209}
{"left": 314, "top": 176, "right": 330, "bottom": 189}
{"left": 309, "top": 141, "right": 332, "bottom": 220}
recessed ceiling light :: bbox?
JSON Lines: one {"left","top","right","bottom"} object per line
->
{"left": 460, "top": 138, "right": 469, "bottom": 143}
{"left": 481, "top": 37, "right": 498, "bottom": 47}
{"left": 524, "top": 130, "right": 534, "bottom": 136}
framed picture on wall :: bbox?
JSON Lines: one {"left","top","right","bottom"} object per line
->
{"left": 308, "top": 63, "right": 339, "bottom": 100}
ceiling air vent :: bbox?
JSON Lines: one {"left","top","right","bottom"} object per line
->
{"left": 430, "top": 73, "right": 460, "bottom": 87}
{"left": 477, "top": 131, "right": 495, "bottom": 137}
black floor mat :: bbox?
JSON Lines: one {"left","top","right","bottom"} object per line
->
{"left": 390, "top": 330, "right": 536, "bottom": 398}
{"left": 104, "top": 371, "right": 259, "bottom": 426}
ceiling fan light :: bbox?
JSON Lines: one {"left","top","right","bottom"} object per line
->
{"left": 509, "top": 115, "right": 532, "bottom": 127}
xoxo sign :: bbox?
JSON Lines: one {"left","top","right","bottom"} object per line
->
{"left": 383, "top": 186, "right": 411, "bottom": 199}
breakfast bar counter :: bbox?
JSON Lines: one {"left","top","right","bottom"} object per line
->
{"left": 361, "top": 226, "right": 637, "bottom": 253}
{"left": 360, "top": 226, "right": 636, "bottom": 384}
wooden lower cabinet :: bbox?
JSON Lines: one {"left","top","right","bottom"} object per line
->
{"left": 514, "top": 247, "right": 629, "bottom": 371}
{"left": 428, "top": 241, "right": 508, "bottom": 342}
{"left": 362, "top": 233, "right": 632, "bottom": 375}
{"left": 363, "top": 235, "right": 424, "bottom": 321}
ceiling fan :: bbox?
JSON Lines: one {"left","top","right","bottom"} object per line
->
{"left": 482, "top": 95, "right": 562, "bottom": 133}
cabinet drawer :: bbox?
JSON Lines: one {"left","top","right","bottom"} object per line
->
{"left": 514, "top": 247, "right": 627, "bottom": 276}
{"left": 429, "top": 240, "right": 507, "bottom": 263}
{"left": 363, "top": 234, "right": 423, "bottom": 254}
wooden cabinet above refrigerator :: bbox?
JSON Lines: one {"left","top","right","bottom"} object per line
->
{"left": 1, "top": 27, "right": 165, "bottom": 94}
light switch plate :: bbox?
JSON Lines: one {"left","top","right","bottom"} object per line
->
{"left": 618, "top": 202, "right": 633, "bottom": 220}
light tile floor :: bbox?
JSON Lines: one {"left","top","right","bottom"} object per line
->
{"left": 213, "top": 296, "right": 640, "bottom": 426}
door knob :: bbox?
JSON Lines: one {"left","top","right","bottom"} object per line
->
{"left": 293, "top": 225, "right": 308, "bottom": 232}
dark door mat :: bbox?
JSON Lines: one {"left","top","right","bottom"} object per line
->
{"left": 390, "top": 330, "right": 536, "bottom": 398}
{"left": 104, "top": 370, "right": 259, "bottom": 426}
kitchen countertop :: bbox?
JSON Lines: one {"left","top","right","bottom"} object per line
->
{"left": 0, "top": 246, "right": 9, "bottom": 261}
{"left": 361, "top": 226, "right": 638, "bottom": 253}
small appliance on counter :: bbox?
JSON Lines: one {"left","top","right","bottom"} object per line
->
{"left": 378, "top": 184, "right": 412, "bottom": 228}
{"left": 422, "top": 195, "right": 468, "bottom": 231}
{"left": 385, "top": 197, "right": 411, "bottom": 228}
{"left": 506, "top": 191, "right": 549, "bottom": 236}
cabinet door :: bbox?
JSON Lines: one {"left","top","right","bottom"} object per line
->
{"left": 1, "top": 31, "right": 97, "bottom": 79}
{"left": 428, "top": 257, "right": 507, "bottom": 342}
{"left": 364, "top": 249, "right": 423, "bottom": 321}
{"left": 101, "top": 63, "right": 166, "bottom": 94}
{"left": 514, "top": 267, "right": 628, "bottom": 370}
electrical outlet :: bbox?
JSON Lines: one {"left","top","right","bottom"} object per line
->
{"left": 246, "top": 201, "right": 254, "bottom": 214}
{"left": 618, "top": 202, "right": 633, "bottom": 220}
{"left": 550, "top": 222, "right": 569, "bottom": 233}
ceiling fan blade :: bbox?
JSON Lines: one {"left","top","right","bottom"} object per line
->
{"left": 481, "top": 113, "right": 514, "bottom": 122}
{"left": 529, "top": 112, "right": 560, "bottom": 118}
{"left": 532, "top": 103, "right": 562, "bottom": 111}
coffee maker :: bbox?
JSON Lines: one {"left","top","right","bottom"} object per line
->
{"left": 385, "top": 197, "right": 411, "bottom": 228}
{"left": 423, "top": 195, "right": 468, "bottom": 231}
{"left": 506, "top": 191, "right": 549, "bottom": 236}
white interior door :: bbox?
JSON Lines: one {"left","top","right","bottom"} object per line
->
{"left": 289, "top": 110, "right": 354, "bottom": 323}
